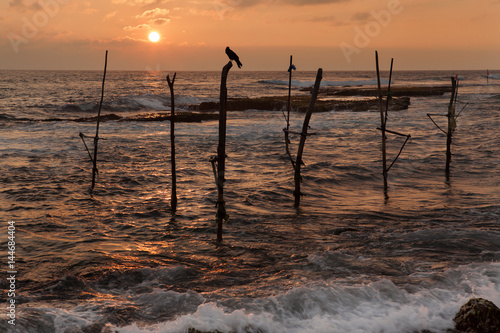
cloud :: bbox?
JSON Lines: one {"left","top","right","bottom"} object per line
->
{"left": 136, "top": 8, "right": 170, "bottom": 19}
{"left": 124, "top": 23, "right": 151, "bottom": 30}
{"left": 84, "top": 8, "right": 99, "bottom": 15}
{"left": 9, "top": 0, "right": 25, "bottom": 8}
{"left": 283, "top": 0, "right": 348, "bottom": 4}
{"left": 112, "top": 0, "right": 157, "bottom": 5}
{"left": 131, "top": 7, "right": 171, "bottom": 28}
{"left": 104, "top": 11, "right": 118, "bottom": 21}
{"left": 150, "top": 18, "right": 170, "bottom": 25}
{"left": 351, "top": 11, "right": 371, "bottom": 22}
{"left": 215, "top": 0, "right": 348, "bottom": 7}
{"left": 8, "top": 0, "right": 42, "bottom": 11}
{"left": 112, "top": 0, "right": 173, "bottom": 6}
{"left": 304, "top": 15, "right": 348, "bottom": 26}
{"left": 110, "top": 36, "right": 147, "bottom": 45}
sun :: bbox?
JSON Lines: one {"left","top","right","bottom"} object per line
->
{"left": 149, "top": 32, "right": 160, "bottom": 43}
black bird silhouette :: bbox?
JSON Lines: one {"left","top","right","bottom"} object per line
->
{"left": 225, "top": 47, "right": 242, "bottom": 68}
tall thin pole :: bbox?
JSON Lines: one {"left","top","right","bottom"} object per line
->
{"left": 375, "top": 51, "right": 388, "bottom": 197}
{"left": 91, "top": 50, "right": 108, "bottom": 191}
{"left": 167, "top": 73, "right": 177, "bottom": 211}
{"left": 445, "top": 77, "right": 457, "bottom": 178}
{"left": 294, "top": 68, "right": 322, "bottom": 207}
{"left": 285, "top": 55, "right": 293, "bottom": 156}
{"left": 216, "top": 61, "right": 233, "bottom": 242}
{"left": 384, "top": 58, "right": 394, "bottom": 125}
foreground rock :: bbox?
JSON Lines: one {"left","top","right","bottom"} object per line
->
{"left": 454, "top": 298, "right": 500, "bottom": 333}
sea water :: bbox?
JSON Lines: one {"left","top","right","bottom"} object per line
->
{"left": 0, "top": 70, "right": 499, "bottom": 332}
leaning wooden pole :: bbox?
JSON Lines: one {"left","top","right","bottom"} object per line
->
{"left": 445, "top": 77, "right": 457, "bottom": 178}
{"left": 294, "top": 68, "right": 322, "bottom": 207}
{"left": 167, "top": 73, "right": 178, "bottom": 211}
{"left": 375, "top": 51, "right": 388, "bottom": 197}
{"left": 216, "top": 61, "right": 233, "bottom": 242}
{"left": 91, "top": 50, "right": 108, "bottom": 192}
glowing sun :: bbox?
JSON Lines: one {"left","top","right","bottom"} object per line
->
{"left": 149, "top": 32, "right": 160, "bottom": 42}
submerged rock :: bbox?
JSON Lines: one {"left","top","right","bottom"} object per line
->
{"left": 453, "top": 298, "right": 500, "bottom": 333}
{"left": 199, "top": 97, "right": 285, "bottom": 112}
{"left": 124, "top": 112, "right": 218, "bottom": 122}
{"left": 198, "top": 95, "right": 410, "bottom": 113}
{"left": 305, "top": 85, "right": 452, "bottom": 97}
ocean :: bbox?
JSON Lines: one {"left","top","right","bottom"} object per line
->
{"left": 0, "top": 69, "right": 499, "bottom": 333}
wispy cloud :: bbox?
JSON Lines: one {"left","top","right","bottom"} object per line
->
{"left": 112, "top": 0, "right": 173, "bottom": 6}
{"left": 124, "top": 23, "right": 151, "bottom": 31}
{"left": 112, "top": 0, "right": 157, "bottom": 6}
{"left": 128, "top": 7, "right": 172, "bottom": 29}
{"left": 283, "top": 0, "right": 348, "bottom": 4}
{"left": 8, "top": 0, "right": 42, "bottom": 11}
{"left": 214, "top": 0, "right": 349, "bottom": 7}
{"left": 351, "top": 11, "right": 371, "bottom": 22}
{"left": 104, "top": 11, "right": 118, "bottom": 21}
{"left": 8, "top": 0, "right": 25, "bottom": 8}
{"left": 304, "top": 15, "right": 348, "bottom": 26}
{"left": 135, "top": 8, "right": 170, "bottom": 19}
{"left": 150, "top": 18, "right": 170, "bottom": 25}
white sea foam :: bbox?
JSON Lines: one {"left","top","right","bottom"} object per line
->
{"left": 113, "top": 263, "right": 500, "bottom": 333}
{"left": 484, "top": 73, "right": 500, "bottom": 80}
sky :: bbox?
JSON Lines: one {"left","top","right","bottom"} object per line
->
{"left": 1, "top": 0, "right": 499, "bottom": 71}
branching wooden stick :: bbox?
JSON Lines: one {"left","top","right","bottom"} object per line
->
{"left": 375, "top": 52, "right": 411, "bottom": 196}
{"left": 427, "top": 114, "right": 448, "bottom": 135}
{"left": 387, "top": 134, "right": 411, "bottom": 173}
{"left": 79, "top": 132, "right": 95, "bottom": 165}
{"left": 455, "top": 102, "right": 469, "bottom": 119}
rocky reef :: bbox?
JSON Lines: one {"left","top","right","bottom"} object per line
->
{"left": 304, "top": 85, "right": 452, "bottom": 97}
{"left": 198, "top": 95, "right": 410, "bottom": 113}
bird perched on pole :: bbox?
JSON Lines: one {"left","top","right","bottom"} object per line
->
{"left": 225, "top": 47, "right": 242, "bottom": 68}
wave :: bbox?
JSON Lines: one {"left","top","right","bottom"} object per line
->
{"left": 483, "top": 73, "right": 500, "bottom": 80}
{"left": 7, "top": 263, "right": 498, "bottom": 333}
{"left": 113, "top": 263, "right": 500, "bottom": 333}
{"left": 60, "top": 94, "right": 208, "bottom": 114}
{"left": 259, "top": 79, "right": 390, "bottom": 88}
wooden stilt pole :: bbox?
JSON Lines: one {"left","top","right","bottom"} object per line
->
{"left": 215, "top": 61, "right": 233, "bottom": 242}
{"left": 294, "top": 68, "right": 322, "bottom": 207}
{"left": 285, "top": 55, "right": 293, "bottom": 156}
{"left": 445, "top": 77, "right": 457, "bottom": 178}
{"left": 375, "top": 51, "right": 388, "bottom": 198}
{"left": 167, "top": 73, "right": 178, "bottom": 211}
{"left": 91, "top": 50, "right": 108, "bottom": 192}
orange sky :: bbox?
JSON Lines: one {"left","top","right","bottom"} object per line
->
{"left": 1, "top": 0, "right": 499, "bottom": 70}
